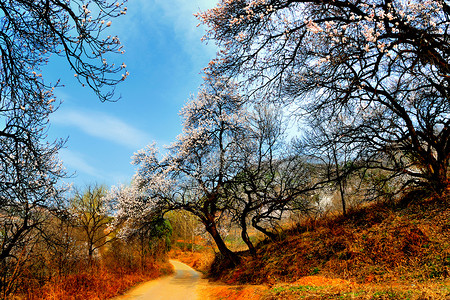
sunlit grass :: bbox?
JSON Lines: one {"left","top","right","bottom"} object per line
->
{"left": 17, "top": 258, "right": 173, "bottom": 300}
{"left": 203, "top": 193, "right": 450, "bottom": 299}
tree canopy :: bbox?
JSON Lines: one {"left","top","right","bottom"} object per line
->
{"left": 198, "top": 0, "right": 450, "bottom": 194}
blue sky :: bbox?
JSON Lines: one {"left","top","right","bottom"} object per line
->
{"left": 46, "top": 0, "right": 218, "bottom": 188}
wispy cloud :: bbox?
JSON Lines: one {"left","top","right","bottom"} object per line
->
{"left": 52, "top": 109, "right": 151, "bottom": 149}
{"left": 151, "top": 0, "right": 217, "bottom": 40}
{"left": 59, "top": 149, "right": 104, "bottom": 180}
{"left": 118, "top": 0, "right": 217, "bottom": 59}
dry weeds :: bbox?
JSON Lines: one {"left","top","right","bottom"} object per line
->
{"left": 206, "top": 192, "right": 450, "bottom": 299}
{"left": 16, "top": 259, "right": 173, "bottom": 300}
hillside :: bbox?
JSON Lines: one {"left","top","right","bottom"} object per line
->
{"left": 201, "top": 191, "right": 450, "bottom": 299}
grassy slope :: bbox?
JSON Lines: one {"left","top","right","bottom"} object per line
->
{"left": 206, "top": 191, "right": 450, "bottom": 299}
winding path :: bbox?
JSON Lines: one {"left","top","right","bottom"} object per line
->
{"left": 113, "top": 260, "right": 201, "bottom": 300}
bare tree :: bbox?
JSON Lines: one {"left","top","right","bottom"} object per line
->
{"left": 166, "top": 210, "right": 199, "bottom": 252}
{"left": 0, "top": 133, "right": 64, "bottom": 296}
{"left": 70, "top": 185, "right": 115, "bottom": 264}
{"left": 300, "top": 115, "right": 359, "bottom": 215}
{"left": 225, "top": 105, "right": 316, "bottom": 254}
{"left": 198, "top": 0, "right": 450, "bottom": 195}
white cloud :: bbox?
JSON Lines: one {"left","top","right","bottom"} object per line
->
{"left": 52, "top": 109, "right": 151, "bottom": 149}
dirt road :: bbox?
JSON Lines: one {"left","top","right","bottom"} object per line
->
{"left": 113, "top": 260, "right": 201, "bottom": 300}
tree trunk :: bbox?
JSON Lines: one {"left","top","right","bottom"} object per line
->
{"left": 204, "top": 220, "right": 240, "bottom": 265}
{"left": 332, "top": 147, "right": 346, "bottom": 216}
{"left": 252, "top": 218, "right": 277, "bottom": 240}
{"left": 427, "top": 158, "right": 449, "bottom": 195}
{"left": 240, "top": 214, "right": 256, "bottom": 256}
{"left": 88, "top": 246, "right": 94, "bottom": 267}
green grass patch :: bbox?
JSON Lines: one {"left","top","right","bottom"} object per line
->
{"left": 289, "top": 285, "right": 325, "bottom": 292}
{"left": 372, "top": 289, "right": 413, "bottom": 299}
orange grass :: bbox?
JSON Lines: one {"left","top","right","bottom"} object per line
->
{"left": 17, "top": 259, "right": 173, "bottom": 300}
{"left": 198, "top": 285, "right": 267, "bottom": 300}
{"left": 198, "top": 278, "right": 449, "bottom": 300}
{"left": 264, "top": 279, "right": 450, "bottom": 300}
{"left": 169, "top": 248, "right": 215, "bottom": 274}
{"left": 207, "top": 192, "right": 450, "bottom": 299}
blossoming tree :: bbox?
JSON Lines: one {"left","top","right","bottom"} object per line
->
{"left": 121, "top": 76, "right": 248, "bottom": 264}
{"left": 198, "top": 0, "right": 450, "bottom": 195}
{"left": 117, "top": 78, "right": 320, "bottom": 260}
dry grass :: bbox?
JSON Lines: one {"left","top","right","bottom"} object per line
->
{"left": 197, "top": 284, "right": 268, "bottom": 300}
{"left": 198, "top": 278, "right": 450, "bottom": 300}
{"left": 263, "top": 279, "right": 450, "bottom": 299}
{"left": 207, "top": 191, "right": 450, "bottom": 299}
{"left": 169, "top": 248, "right": 215, "bottom": 274}
{"left": 16, "top": 259, "right": 173, "bottom": 300}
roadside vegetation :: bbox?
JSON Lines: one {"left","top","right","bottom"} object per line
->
{"left": 6, "top": 185, "right": 173, "bottom": 299}
{"left": 165, "top": 190, "right": 449, "bottom": 299}
{"left": 24, "top": 253, "right": 172, "bottom": 300}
